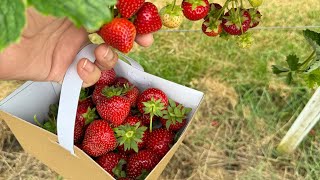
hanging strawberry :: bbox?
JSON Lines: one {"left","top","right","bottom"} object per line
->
{"left": 160, "top": 1, "right": 184, "bottom": 29}
{"left": 181, "top": 0, "right": 210, "bottom": 21}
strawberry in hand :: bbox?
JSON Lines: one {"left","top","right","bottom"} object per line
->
{"left": 98, "top": 18, "right": 136, "bottom": 53}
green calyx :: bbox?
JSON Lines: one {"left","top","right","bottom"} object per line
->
{"left": 160, "top": 4, "right": 183, "bottom": 16}
{"left": 225, "top": 9, "right": 249, "bottom": 30}
{"left": 205, "top": 17, "right": 222, "bottom": 32}
{"left": 102, "top": 86, "right": 125, "bottom": 98}
{"left": 82, "top": 107, "right": 98, "bottom": 125}
{"left": 34, "top": 114, "right": 57, "bottom": 134}
{"left": 185, "top": 0, "right": 207, "bottom": 11}
{"left": 112, "top": 159, "right": 127, "bottom": 179}
{"left": 79, "top": 88, "right": 90, "bottom": 101}
{"left": 143, "top": 97, "right": 166, "bottom": 132}
{"left": 162, "top": 99, "right": 192, "bottom": 130}
{"left": 137, "top": 169, "right": 150, "bottom": 180}
{"left": 114, "top": 122, "right": 147, "bottom": 153}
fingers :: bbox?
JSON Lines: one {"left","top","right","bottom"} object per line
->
{"left": 94, "top": 44, "right": 118, "bottom": 71}
{"left": 77, "top": 58, "right": 101, "bottom": 88}
{"left": 135, "top": 34, "right": 154, "bottom": 47}
{"left": 76, "top": 34, "right": 153, "bottom": 87}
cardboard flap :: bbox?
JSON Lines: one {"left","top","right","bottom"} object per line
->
{"left": 0, "top": 81, "right": 60, "bottom": 124}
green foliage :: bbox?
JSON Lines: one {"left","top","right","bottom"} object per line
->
{"left": 0, "top": 0, "right": 26, "bottom": 51}
{"left": 0, "top": 0, "right": 116, "bottom": 51}
{"left": 272, "top": 29, "right": 320, "bottom": 88}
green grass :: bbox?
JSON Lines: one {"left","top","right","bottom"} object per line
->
{"left": 129, "top": 0, "right": 320, "bottom": 179}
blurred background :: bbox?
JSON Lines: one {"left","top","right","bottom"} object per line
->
{"left": 1, "top": 0, "right": 320, "bottom": 179}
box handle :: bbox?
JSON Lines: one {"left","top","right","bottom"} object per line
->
{"left": 57, "top": 44, "right": 145, "bottom": 154}
{"left": 117, "top": 51, "right": 145, "bottom": 72}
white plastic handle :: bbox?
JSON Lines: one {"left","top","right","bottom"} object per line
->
{"left": 57, "top": 44, "right": 145, "bottom": 154}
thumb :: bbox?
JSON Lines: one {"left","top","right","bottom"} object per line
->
{"left": 77, "top": 58, "right": 101, "bottom": 87}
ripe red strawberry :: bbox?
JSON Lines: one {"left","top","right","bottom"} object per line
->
{"left": 202, "top": 19, "right": 223, "bottom": 37}
{"left": 160, "top": 99, "right": 192, "bottom": 132}
{"left": 123, "top": 116, "right": 141, "bottom": 126}
{"left": 248, "top": 8, "right": 262, "bottom": 28}
{"left": 124, "top": 85, "right": 139, "bottom": 107}
{"left": 82, "top": 120, "right": 117, "bottom": 157}
{"left": 114, "top": 77, "right": 132, "bottom": 87}
{"left": 118, "top": 151, "right": 128, "bottom": 161}
{"left": 116, "top": 0, "right": 145, "bottom": 18}
{"left": 92, "top": 85, "right": 105, "bottom": 105}
{"left": 98, "top": 18, "right": 136, "bottom": 53}
{"left": 146, "top": 128, "right": 174, "bottom": 158}
{"left": 134, "top": 2, "right": 162, "bottom": 34}
{"left": 137, "top": 88, "right": 168, "bottom": 131}
{"left": 96, "top": 152, "right": 126, "bottom": 178}
{"left": 181, "top": 0, "right": 210, "bottom": 21}
{"left": 114, "top": 120, "right": 148, "bottom": 153}
{"left": 126, "top": 150, "right": 160, "bottom": 178}
{"left": 96, "top": 68, "right": 116, "bottom": 86}
{"left": 222, "top": 9, "right": 251, "bottom": 35}
{"left": 74, "top": 104, "right": 97, "bottom": 144}
{"left": 97, "top": 96, "right": 131, "bottom": 126}
{"left": 139, "top": 114, "right": 158, "bottom": 126}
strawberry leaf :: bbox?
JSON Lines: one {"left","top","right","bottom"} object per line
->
{"left": 0, "top": 0, "right": 26, "bottom": 52}
{"left": 286, "top": 54, "right": 300, "bottom": 71}
{"left": 27, "top": 0, "right": 117, "bottom": 32}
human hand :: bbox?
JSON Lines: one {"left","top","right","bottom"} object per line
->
{"left": 0, "top": 8, "right": 154, "bottom": 87}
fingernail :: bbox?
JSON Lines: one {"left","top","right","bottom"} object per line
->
{"left": 82, "top": 59, "right": 95, "bottom": 72}
{"left": 103, "top": 47, "right": 114, "bottom": 61}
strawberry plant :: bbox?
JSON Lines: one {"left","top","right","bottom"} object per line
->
{"left": 272, "top": 29, "right": 320, "bottom": 88}
{"left": 1, "top": 0, "right": 264, "bottom": 53}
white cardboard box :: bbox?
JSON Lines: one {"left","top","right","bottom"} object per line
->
{"left": 0, "top": 44, "right": 204, "bottom": 180}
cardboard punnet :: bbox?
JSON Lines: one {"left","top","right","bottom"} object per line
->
{"left": 0, "top": 44, "right": 204, "bottom": 180}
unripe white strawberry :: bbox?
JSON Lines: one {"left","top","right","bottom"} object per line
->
{"left": 160, "top": 5, "right": 183, "bottom": 28}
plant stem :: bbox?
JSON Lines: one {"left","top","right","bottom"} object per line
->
{"left": 300, "top": 50, "right": 316, "bottom": 71}
{"left": 171, "top": 0, "right": 177, "bottom": 11}
{"left": 215, "top": 0, "right": 231, "bottom": 20}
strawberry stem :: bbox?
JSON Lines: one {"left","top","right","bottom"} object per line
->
{"left": 149, "top": 114, "right": 154, "bottom": 132}
{"left": 300, "top": 50, "right": 316, "bottom": 71}
{"left": 171, "top": 0, "right": 177, "bottom": 11}
{"left": 216, "top": 0, "right": 231, "bottom": 20}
